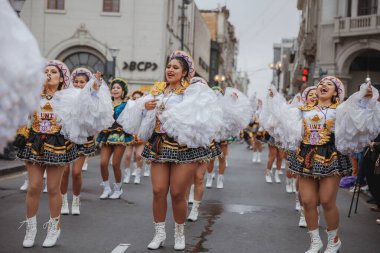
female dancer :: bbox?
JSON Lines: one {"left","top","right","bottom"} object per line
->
{"left": 118, "top": 51, "right": 226, "bottom": 250}
{"left": 97, "top": 78, "right": 134, "bottom": 199}
{"left": 60, "top": 68, "right": 98, "bottom": 215}
{"left": 251, "top": 99, "right": 263, "bottom": 163}
{"left": 17, "top": 60, "right": 112, "bottom": 248}
{"left": 262, "top": 76, "right": 380, "bottom": 253}
{"left": 123, "top": 90, "right": 146, "bottom": 184}
{"left": 284, "top": 87, "right": 318, "bottom": 228}
{"left": 189, "top": 82, "right": 252, "bottom": 220}
{"left": 263, "top": 134, "right": 284, "bottom": 183}
{"left": 205, "top": 87, "right": 229, "bottom": 189}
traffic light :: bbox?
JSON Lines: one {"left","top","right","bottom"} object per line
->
{"left": 302, "top": 67, "right": 309, "bottom": 82}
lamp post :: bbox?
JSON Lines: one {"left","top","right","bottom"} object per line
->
{"left": 269, "top": 62, "right": 282, "bottom": 89}
{"left": 179, "top": 0, "right": 193, "bottom": 50}
{"left": 109, "top": 48, "right": 120, "bottom": 79}
{"left": 10, "top": 0, "right": 26, "bottom": 17}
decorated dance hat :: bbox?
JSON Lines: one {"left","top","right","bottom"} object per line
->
{"left": 70, "top": 67, "right": 93, "bottom": 86}
{"left": 110, "top": 78, "right": 129, "bottom": 99}
{"left": 46, "top": 60, "right": 71, "bottom": 89}
{"left": 301, "top": 86, "right": 317, "bottom": 104}
{"left": 317, "top": 76, "right": 345, "bottom": 102}
{"left": 190, "top": 77, "right": 208, "bottom": 86}
{"left": 212, "top": 86, "right": 224, "bottom": 95}
{"left": 131, "top": 90, "right": 144, "bottom": 98}
{"left": 169, "top": 50, "right": 195, "bottom": 79}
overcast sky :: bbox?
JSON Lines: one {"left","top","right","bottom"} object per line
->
{"left": 194, "top": 0, "right": 300, "bottom": 99}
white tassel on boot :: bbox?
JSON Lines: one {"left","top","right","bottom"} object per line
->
{"left": 42, "top": 216, "right": 61, "bottom": 247}
{"left": 134, "top": 168, "right": 142, "bottom": 184}
{"left": 188, "top": 184, "right": 194, "bottom": 203}
{"left": 187, "top": 200, "right": 200, "bottom": 221}
{"left": 324, "top": 229, "right": 341, "bottom": 253}
{"left": 147, "top": 222, "right": 166, "bottom": 250}
{"left": 286, "top": 178, "right": 293, "bottom": 193}
{"left": 252, "top": 152, "right": 257, "bottom": 163}
{"left": 305, "top": 229, "right": 323, "bottom": 253}
{"left": 205, "top": 173, "right": 213, "bottom": 188}
{"left": 295, "top": 191, "right": 301, "bottom": 211}
{"left": 100, "top": 181, "right": 112, "bottom": 199}
{"left": 298, "top": 207, "right": 307, "bottom": 228}
{"left": 71, "top": 195, "right": 80, "bottom": 215}
{"left": 61, "top": 193, "right": 69, "bottom": 215}
{"left": 20, "top": 216, "right": 37, "bottom": 248}
{"left": 174, "top": 223, "right": 185, "bottom": 251}
{"left": 123, "top": 168, "right": 131, "bottom": 184}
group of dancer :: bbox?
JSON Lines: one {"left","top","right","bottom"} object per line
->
{"left": 6, "top": 19, "right": 252, "bottom": 250}
{"left": 2, "top": 2, "right": 380, "bottom": 252}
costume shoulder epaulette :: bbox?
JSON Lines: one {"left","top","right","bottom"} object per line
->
{"left": 298, "top": 104, "right": 314, "bottom": 111}
{"left": 150, "top": 81, "right": 166, "bottom": 95}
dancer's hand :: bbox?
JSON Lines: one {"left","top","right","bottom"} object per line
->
{"left": 92, "top": 71, "right": 102, "bottom": 90}
{"left": 145, "top": 99, "right": 159, "bottom": 110}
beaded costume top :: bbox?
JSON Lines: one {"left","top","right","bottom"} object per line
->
{"left": 299, "top": 103, "right": 338, "bottom": 145}
{"left": 31, "top": 98, "right": 61, "bottom": 134}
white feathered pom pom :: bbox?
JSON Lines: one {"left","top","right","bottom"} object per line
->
{"left": 215, "top": 88, "right": 253, "bottom": 141}
{"left": 159, "top": 83, "right": 224, "bottom": 148}
{"left": 0, "top": 1, "right": 44, "bottom": 152}
{"left": 53, "top": 79, "right": 114, "bottom": 144}
{"left": 336, "top": 83, "right": 380, "bottom": 154}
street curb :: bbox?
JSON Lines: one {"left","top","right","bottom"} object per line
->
{"left": 0, "top": 164, "right": 26, "bottom": 177}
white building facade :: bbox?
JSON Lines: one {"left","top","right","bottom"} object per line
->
{"left": 20, "top": 0, "right": 211, "bottom": 92}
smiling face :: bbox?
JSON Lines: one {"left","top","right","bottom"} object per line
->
{"left": 306, "top": 89, "right": 317, "bottom": 105}
{"left": 73, "top": 75, "right": 89, "bottom": 89}
{"left": 165, "top": 59, "right": 187, "bottom": 85}
{"left": 111, "top": 83, "right": 123, "bottom": 99}
{"left": 317, "top": 80, "right": 337, "bottom": 101}
{"left": 45, "top": 65, "right": 63, "bottom": 88}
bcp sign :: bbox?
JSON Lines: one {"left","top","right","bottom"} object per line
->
{"left": 123, "top": 61, "right": 158, "bottom": 72}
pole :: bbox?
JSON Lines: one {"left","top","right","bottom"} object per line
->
{"left": 180, "top": 0, "right": 185, "bottom": 50}
{"left": 112, "top": 56, "right": 116, "bottom": 78}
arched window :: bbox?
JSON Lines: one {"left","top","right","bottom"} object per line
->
{"left": 63, "top": 52, "right": 105, "bottom": 74}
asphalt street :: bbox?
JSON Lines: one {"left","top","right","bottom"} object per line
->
{"left": 0, "top": 143, "right": 378, "bottom": 253}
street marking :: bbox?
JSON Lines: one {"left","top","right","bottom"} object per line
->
{"left": 111, "top": 243, "right": 130, "bottom": 253}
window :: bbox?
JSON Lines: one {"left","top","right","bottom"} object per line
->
{"left": 47, "top": 0, "right": 64, "bottom": 10}
{"left": 103, "top": 0, "right": 120, "bottom": 12}
{"left": 347, "top": 0, "right": 352, "bottom": 17}
{"left": 358, "top": 0, "right": 377, "bottom": 16}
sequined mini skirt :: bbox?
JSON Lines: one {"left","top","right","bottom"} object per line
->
{"left": 16, "top": 131, "right": 78, "bottom": 166}
{"left": 288, "top": 142, "right": 352, "bottom": 178}
{"left": 142, "top": 132, "right": 221, "bottom": 163}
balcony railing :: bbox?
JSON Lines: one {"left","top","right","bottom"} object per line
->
{"left": 334, "top": 14, "right": 380, "bottom": 37}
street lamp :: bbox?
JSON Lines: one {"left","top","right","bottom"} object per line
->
{"left": 214, "top": 74, "right": 226, "bottom": 86}
{"left": 269, "top": 62, "right": 282, "bottom": 89}
{"left": 109, "top": 48, "right": 120, "bottom": 79}
{"left": 10, "top": 0, "right": 26, "bottom": 17}
{"left": 180, "top": 0, "right": 193, "bottom": 50}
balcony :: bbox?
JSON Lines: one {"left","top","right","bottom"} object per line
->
{"left": 334, "top": 15, "right": 380, "bottom": 37}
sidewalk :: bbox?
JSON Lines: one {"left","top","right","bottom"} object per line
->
{"left": 0, "top": 159, "right": 25, "bottom": 176}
